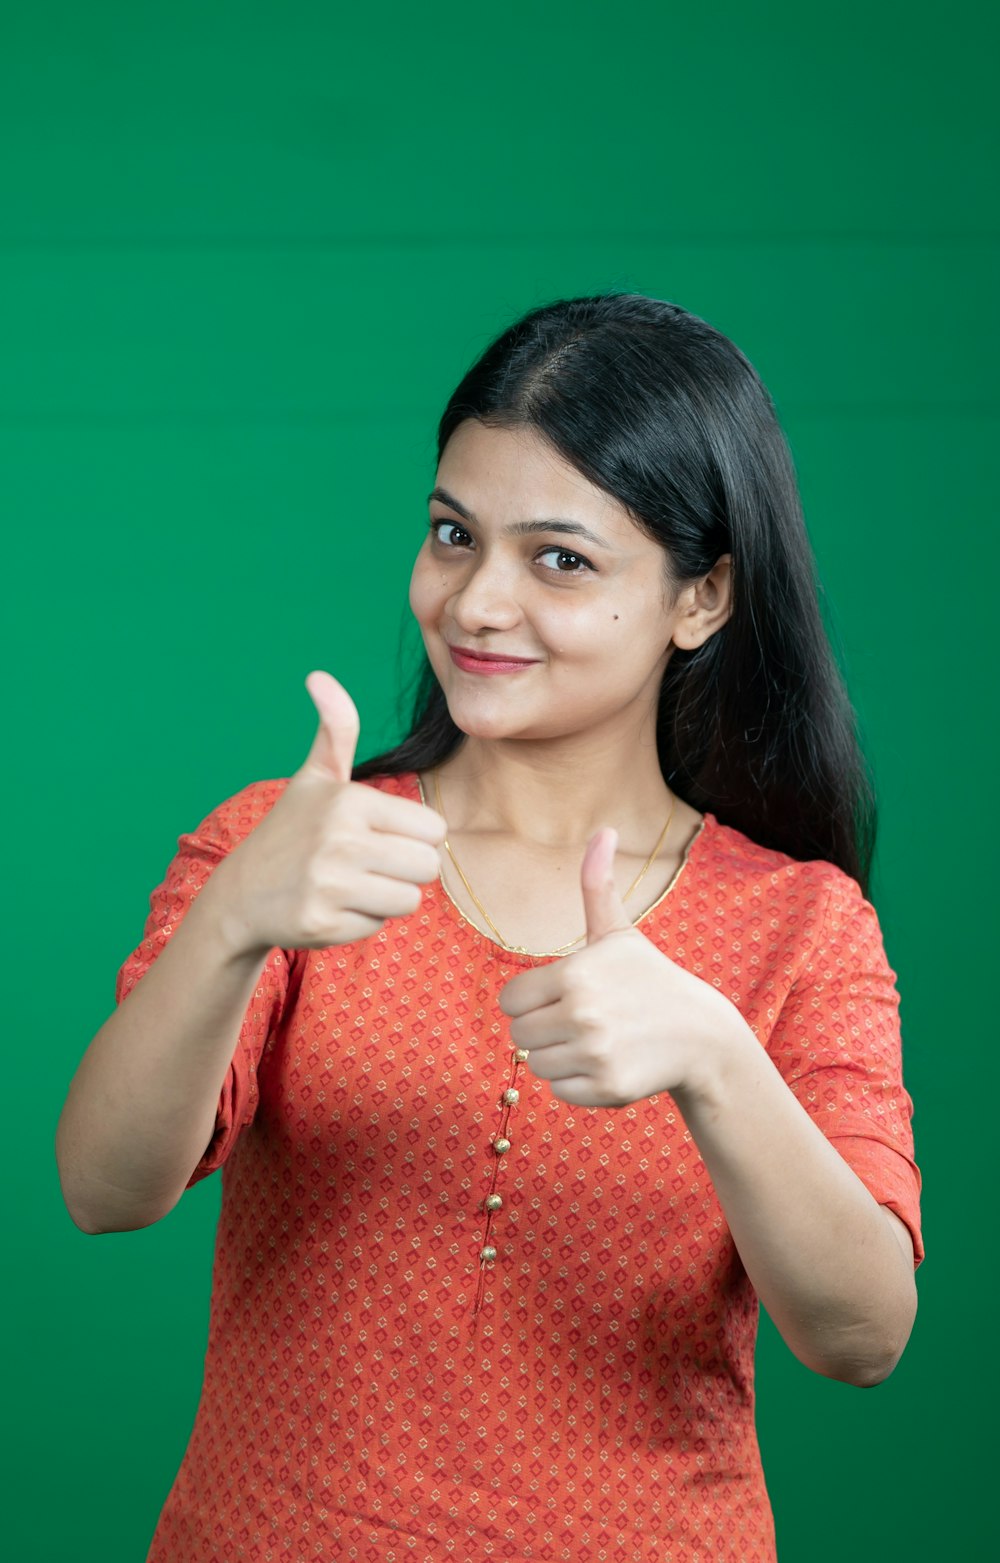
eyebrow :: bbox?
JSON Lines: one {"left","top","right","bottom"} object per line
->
{"left": 427, "top": 486, "right": 613, "bottom": 551}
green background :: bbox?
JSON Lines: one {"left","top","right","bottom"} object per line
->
{"left": 6, "top": 2, "right": 996, "bottom": 1557}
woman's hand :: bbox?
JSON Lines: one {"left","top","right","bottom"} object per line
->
{"left": 206, "top": 671, "right": 448, "bottom": 958}
{"left": 500, "top": 824, "right": 918, "bottom": 1386}
{"left": 498, "top": 827, "right": 748, "bottom": 1108}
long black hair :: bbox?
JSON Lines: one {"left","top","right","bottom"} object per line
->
{"left": 353, "top": 293, "right": 877, "bottom": 893}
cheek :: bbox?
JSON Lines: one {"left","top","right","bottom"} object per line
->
{"left": 407, "top": 553, "right": 439, "bottom": 623}
{"left": 538, "top": 598, "right": 609, "bottom": 654}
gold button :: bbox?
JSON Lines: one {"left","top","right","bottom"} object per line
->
{"left": 485, "top": 1193, "right": 503, "bottom": 1212}
{"left": 480, "top": 1246, "right": 498, "bottom": 1263}
{"left": 502, "top": 1087, "right": 520, "bottom": 1106}
{"left": 493, "top": 1137, "right": 511, "bottom": 1155}
{"left": 513, "top": 1048, "right": 529, "bottom": 1063}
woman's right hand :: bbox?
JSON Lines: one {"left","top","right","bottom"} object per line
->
{"left": 205, "top": 670, "right": 448, "bottom": 957}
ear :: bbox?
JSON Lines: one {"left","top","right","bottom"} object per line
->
{"left": 670, "top": 553, "right": 733, "bottom": 651}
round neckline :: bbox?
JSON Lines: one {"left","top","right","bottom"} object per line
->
{"left": 409, "top": 769, "right": 712, "bottom": 966}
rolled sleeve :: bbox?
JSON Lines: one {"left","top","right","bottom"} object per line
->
{"left": 766, "top": 868, "right": 923, "bottom": 1266}
{"left": 115, "top": 778, "right": 292, "bottom": 1186}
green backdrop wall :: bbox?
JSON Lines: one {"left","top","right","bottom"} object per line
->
{"left": 5, "top": 2, "right": 996, "bottom": 1557}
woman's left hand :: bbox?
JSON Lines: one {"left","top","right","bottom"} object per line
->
{"left": 498, "top": 827, "right": 749, "bottom": 1109}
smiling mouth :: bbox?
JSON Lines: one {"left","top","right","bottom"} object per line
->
{"left": 448, "top": 643, "right": 538, "bottom": 663}
{"left": 447, "top": 645, "right": 540, "bottom": 673}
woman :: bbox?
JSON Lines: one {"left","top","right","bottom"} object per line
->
{"left": 57, "top": 293, "right": 922, "bottom": 1562}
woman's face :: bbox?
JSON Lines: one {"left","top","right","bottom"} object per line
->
{"left": 408, "top": 419, "right": 707, "bottom": 746}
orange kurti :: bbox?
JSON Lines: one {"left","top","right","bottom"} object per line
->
{"left": 117, "top": 771, "right": 923, "bottom": 1563}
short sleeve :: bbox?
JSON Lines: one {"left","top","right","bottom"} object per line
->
{"left": 115, "top": 778, "right": 292, "bottom": 1187}
{"left": 765, "top": 868, "right": 924, "bottom": 1266}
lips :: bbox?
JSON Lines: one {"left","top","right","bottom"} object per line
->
{"left": 447, "top": 643, "right": 538, "bottom": 664}
{"left": 447, "top": 643, "right": 540, "bottom": 674}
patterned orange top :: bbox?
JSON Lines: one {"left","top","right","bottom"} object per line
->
{"left": 117, "top": 771, "right": 922, "bottom": 1563}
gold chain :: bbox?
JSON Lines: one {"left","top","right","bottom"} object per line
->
{"left": 431, "top": 768, "right": 675, "bottom": 957}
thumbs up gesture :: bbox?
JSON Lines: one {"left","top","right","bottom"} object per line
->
{"left": 497, "top": 827, "right": 740, "bottom": 1109}
{"left": 300, "top": 668, "right": 363, "bottom": 782}
{"left": 206, "top": 671, "right": 447, "bottom": 958}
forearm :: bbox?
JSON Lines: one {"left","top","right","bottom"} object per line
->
{"left": 674, "top": 1016, "right": 917, "bottom": 1386}
{"left": 56, "top": 873, "right": 269, "bottom": 1234}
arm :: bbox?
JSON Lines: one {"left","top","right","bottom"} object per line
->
{"left": 499, "top": 828, "right": 922, "bottom": 1388}
{"left": 673, "top": 1024, "right": 917, "bottom": 1386}
{"left": 56, "top": 881, "right": 275, "bottom": 1234}
{"left": 57, "top": 673, "right": 449, "bottom": 1236}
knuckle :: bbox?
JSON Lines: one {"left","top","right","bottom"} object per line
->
{"left": 420, "top": 844, "right": 442, "bottom": 879}
{"left": 568, "top": 967, "right": 599, "bottom": 1005}
{"left": 324, "top": 823, "right": 359, "bottom": 863}
{"left": 298, "top": 905, "right": 329, "bottom": 944}
{"left": 300, "top": 884, "right": 345, "bottom": 942}
{"left": 571, "top": 1000, "right": 603, "bottom": 1033}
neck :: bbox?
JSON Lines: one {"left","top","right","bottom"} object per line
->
{"left": 433, "top": 728, "right": 675, "bottom": 852}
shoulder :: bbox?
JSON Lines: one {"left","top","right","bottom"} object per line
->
{"left": 192, "top": 778, "right": 290, "bottom": 843}
{"left": 353, "top": 769, "right": 421, "bottom": 801}
{"left": 697, "top": 812, "right": 876, "bottom": 952}
{"left": 191, "top": 770, "right": 419, "bottom": 848}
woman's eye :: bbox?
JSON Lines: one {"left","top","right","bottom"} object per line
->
{"left": 431, "top": 522, "right": 593, "bottom": 578}
{"left": 536, "top": 546, "right": 592, "bottom": 575}
{"left": 429, "top": 520, "right": 472, "bottom": 548}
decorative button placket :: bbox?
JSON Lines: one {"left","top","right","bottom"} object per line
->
{"left": 472, "top": 1043, "right": 529, "bottom": 1316}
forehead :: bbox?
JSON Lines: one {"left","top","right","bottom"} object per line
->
{"left": 435, "top": 421, "right": 653, "bottom": 550}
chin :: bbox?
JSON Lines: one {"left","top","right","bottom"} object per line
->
{"left": 443, "top": 706, "right": 524, "bottom": 741}
{"left": 436, "top": 685, "right": 516, "bottom": 734}
{"left": 443, "top": 691, "right": 577, "bottom": 745}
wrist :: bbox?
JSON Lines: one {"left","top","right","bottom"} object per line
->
{"left": 673, "top": 995, "right": 763, "bottom": 1121}
{"left": 189, "top": 862, "right": 274, "bottom": 967}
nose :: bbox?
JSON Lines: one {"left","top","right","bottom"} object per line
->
{"left": 448, "top": 552, "right": 524, "bottom": 634}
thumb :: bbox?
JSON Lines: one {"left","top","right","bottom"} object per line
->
{"left": 581, "top": 827, "right": 632, "bottom": 944}
{"left": 301, "top": 670, "right": 361, "bottom": 783}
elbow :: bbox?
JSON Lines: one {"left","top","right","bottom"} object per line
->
{"left": 62, "top": 1195, "right": 107, "bottom": 1236}
{"left": 55, "top": 1124, "right": 184, "bottom": 1233}
{"left": 67, "top": 1209, "right": 116, "bottom": 1236}
{"left": 64, "top": 1199, "right": 177, "bottom": 1235}
{"left": 809, "top": 1293, "right": 918, "bottom": 1388}
{"left": 824, "top": 1341, "right": 907, "bottom": 1389}
{"left": 60, "top": 1185, "right": 162, "bottom": 1235}
{"left": 56, "top": 1162, "right": 182, "bottom": 1235}
{"left": 65, "top": 1204, "right": 164, "bottom": 1236}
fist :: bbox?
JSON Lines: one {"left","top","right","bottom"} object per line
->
{"left": 208, "top": 671, "right": 447, "bottom": 956}
{"left": 498, "top": 827, "right": 742, "bottom": 1108}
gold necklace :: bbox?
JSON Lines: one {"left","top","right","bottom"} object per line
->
{"left": 431, "top": 768, "right": 675, "bottom": 957}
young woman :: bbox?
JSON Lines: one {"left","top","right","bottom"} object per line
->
{"left": 57, "top": 293, "right": 922, "bottom": 1562}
